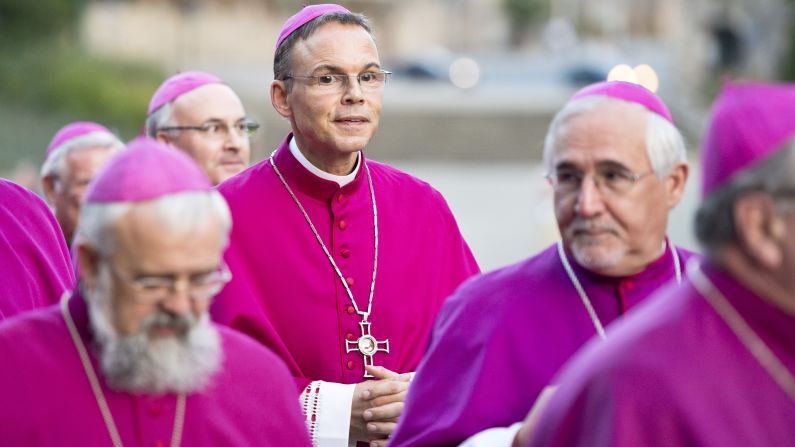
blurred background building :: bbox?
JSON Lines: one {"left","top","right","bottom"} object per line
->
{"left": 2, "top": 0, "right": 794, "bottom": 270}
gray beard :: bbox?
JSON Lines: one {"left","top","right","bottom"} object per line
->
{"left": 86, "top": 273, "right": 222, "bottom": 394}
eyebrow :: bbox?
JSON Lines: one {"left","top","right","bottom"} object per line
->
{"left": 554, "top": 159, "right": 633, "bottom": 172}
{"left": 201, "top": 117, "right": 248, "bottom": 125}
{"left": 310, "top": 62, "right": 381, "bottom": 75}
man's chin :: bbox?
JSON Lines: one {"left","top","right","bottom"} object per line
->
{"left": 570, "top": 243, "right": 626, "bottom": 274}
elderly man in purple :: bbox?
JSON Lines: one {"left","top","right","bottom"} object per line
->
{"left": 527, "top": 81, "right": 795, "bottom": 447}
{"left": 0, "top": 178, "right": 74, "bottom": 319}
{"left": 210, "top": 4, "right": 479, "bottom": 446}
{"left": 390, "top": 80, "right": 692, "bottom": 447}
{"left": 146, "top": 71, "right": 255, "bottom": 185}
{"left": 40, "top": 121, "right": 123, "bottom": 245}
{"left": 0, "top": 139, "right": 310, "bottom": 446}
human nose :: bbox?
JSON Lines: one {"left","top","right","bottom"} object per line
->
{"left": 160, "top": 279, "right": 193, "bottom": 315}
{"left": 341, "top": 75, "right": 365, "bottom": 104}
{"left": 574, "top": 174, "right": 606, "bottom": 217}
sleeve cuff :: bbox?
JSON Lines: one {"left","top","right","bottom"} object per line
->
{"left": 459, "top": 422, "right": 523, "bottom": 447}
{"left": 300, "top": 380, "right": 356, "bottom": 447}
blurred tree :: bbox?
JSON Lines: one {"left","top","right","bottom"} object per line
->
{"left": 0, "top": 0, "right": 87, "bottom": 47}
{"left": 782, "top": 0, "right": 795, "bottom": 80}
{"left": 502, "top": 0, "right": 547, "bottom": 48}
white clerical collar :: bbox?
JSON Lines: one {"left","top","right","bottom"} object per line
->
{"left": 289, "top": 137, "right": 360, "bottom": 187}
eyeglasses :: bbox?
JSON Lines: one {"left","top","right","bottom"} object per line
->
{"left": 546, "top": 166, "right": 654, "bottom": 196}
{"left": 108, "top": 261, "right": 232, "bottom": 303}
{"left": 158, "top": 120, "right": 260, "bottom": 140}
{"left": 285, "top": 70, "right": 392, "bottom": 92}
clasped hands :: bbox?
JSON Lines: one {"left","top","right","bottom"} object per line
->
{"left": 350, "top": 365, "right": 412, "bottom": 447}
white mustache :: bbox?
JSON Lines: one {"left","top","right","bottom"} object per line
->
{"left": 568, "top": 218, "right": 620, "bottom": 236}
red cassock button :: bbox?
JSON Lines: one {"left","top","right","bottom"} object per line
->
{"left": 154, "top": 441, "right": 166, "bottom": 447}
{"left": 340, "top": 248, "right": 351, "bottom": 258}
{"left": 147, "top": 405, "right": 164, "bottom": 417}
{"left": 338, "top": 220, "right": 347, "bottom": 230}
{"left": 346, "top": 332, "right": 355, "bottom": 340}
{"left": 346, "top": 277, "right": 354, "bottom": 286}
{"left": 623, "top": 281, "right": 635, "bottom": 291}
{"left": 337, "top": 193, "right": 347, "bottom": 204}
{"left": 346, "top": 360, "right": 355, "bottom": 370}
{"left": 346, "top": 305, "right": 355, "bottom": 314}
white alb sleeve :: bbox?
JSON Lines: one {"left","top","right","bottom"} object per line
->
{"left": 300, "top": 380, "right": 356, "bottom": 447}
{"left": 458, "top": 422, "right": 523, "bottom": 447}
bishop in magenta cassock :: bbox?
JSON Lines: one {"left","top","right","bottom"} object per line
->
{"left": 390, "top": 81, "right": 693, "bottom": 447}
{"left": 0, "top": 178, "right": 74, "bottom": 320}
{"left": 527, "top": 81, "right": 795, "bottom": 447}
{"left": 210, "top": 4, "right": 479, "bottom": 445}
{"left": 0, "top": 138, "right": 311, "bottom": 446}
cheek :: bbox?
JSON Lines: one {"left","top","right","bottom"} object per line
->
{"left": 554, "top": 195, "right": 575, "bottom": 227}
{"left": 112, "top": 301, "right": 151, "bottom": 335}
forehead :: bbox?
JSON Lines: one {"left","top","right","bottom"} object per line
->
{"left": 289, "top": 21, "right": 379, "bottom": 71}
{"left": 171, "top": 84, "right": 245, "bottom": 121}
{"left": 110, "top": 202, "right": 223, "bottom": 270}
{"left": 553, "top": 101, "right": 650, "bottom": 169}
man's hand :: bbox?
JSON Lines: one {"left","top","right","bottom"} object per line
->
{"left": 350, "top": 366, "right": 412, "bottom": 445}
{"left": 513, "top": 385, "right": 558, "bottom": 447}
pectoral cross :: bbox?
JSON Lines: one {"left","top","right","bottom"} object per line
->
{"left": 346, "top": 319, "right": 390, "bottom": 378}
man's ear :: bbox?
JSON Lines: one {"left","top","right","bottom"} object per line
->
{"left": 77, "top": 243, "right": 102, "bottom": 291}
{"left": 271, "top": 80, "right": 292, "bottom": 119}
{"left": 664, "top": 162, "right": 689, "bottom": 209}
{"left": 41, "top": 175, "right": 59, "bottom": 206}
{"left": 154, "top": 132, "right": 172, "bottom": 145}
{"left": 733, "top": 192, "right": 784, "bottom": 269}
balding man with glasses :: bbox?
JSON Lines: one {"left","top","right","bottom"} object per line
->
{"left": 210, "top": 4, "right": 479, "bottom": 447}
{"left": 390, "top": 81, "right": 694, "bottom": 447}
{"left": 0, "top": 138, "right": 310, "bottom": 446}
{"left": 146, "top": 71, "right": 257, "bottom": 185}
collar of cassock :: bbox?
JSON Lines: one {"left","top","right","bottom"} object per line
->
{"left": 272, "top": 133, "right": 368, "bottom": 202}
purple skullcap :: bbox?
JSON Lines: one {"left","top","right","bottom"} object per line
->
{"left": 275, "top": 3, "right": 351, "bottom": 52}
{"left": 85, "top": 137, "right": 211, "bottom": 203}
{"left": 147, "top": 71, "right": 223, "bottom": 115}
{"left": 571, "top": 81, "right": 674, "bottom": 124}
{"left": 701, "top": 81, "right": 795, "bottom": 197}
{"left": 47, "top": 121, "right": 113, "bottom": 157}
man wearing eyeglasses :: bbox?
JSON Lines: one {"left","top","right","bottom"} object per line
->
{"left": 390, "top": 81, "right": 692, "bottom": 447}
{"left": 146, "top": 71, "right": 256, "bottom": 185}
{"left": 210, "top": 4, "right": 479, "bottom": 447}
{"left": 0, "top": 138, "right": 310, "bottom": 446}
{"left": 527, "top": 81, "right": 795, "bottom": 447}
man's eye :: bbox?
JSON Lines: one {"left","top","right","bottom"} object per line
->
{"left": 556, "top": 171, "right": 580, "bottom": 184}
{"left": 136, "top": 278, "right": 171, "bottom": 290}
{"left": 317, "top": 75, "right": 336, "bottom": 85}
{"left": 202, "top": 123, "right": 223, "bottom": 134}
{"left": 359, "top": 72, "right": 377, "bottom": 83}
{"left": 603, "top": 170, "right": 630, "bottom": 183}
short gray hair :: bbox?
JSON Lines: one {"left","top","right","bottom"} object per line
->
{"left": 542, "top": 96, "right": 687, "bottom": 177}
{"left": 694, "top": 139, "right": 795, "bottom": 253}
{"left": 273, "top": 11, "right": 374, "bottom": 89}
{"left": 75, "top": 190, "right": 232, "bottom": 256}
{"left": 40, "top": 132, "right": 124, "bottom": 180}
{"left": 145, "top": 102, "right": 175, "bottom": 138}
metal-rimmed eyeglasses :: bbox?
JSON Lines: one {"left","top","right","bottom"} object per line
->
{"left": 546, "top": 166, "right": 655, "bottom": 196}
{"left": 158, "top": 119, "right": 260, "bottom": 140}
{"left": 284, "top": 70, "right": 392, "bottom": 92}
{"left": 108, "top": 261, "right": 232, "bottom": 303}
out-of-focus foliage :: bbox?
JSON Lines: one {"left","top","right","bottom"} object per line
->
{"left": 502, "top": 0, "right": 547, "bottom": 47}
{"left": 0, "top": 0, "right": 86, "bottom": 47}
{"left": 0, "top": 0, "right": 163, "bottom": 143}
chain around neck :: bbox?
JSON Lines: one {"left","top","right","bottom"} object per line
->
{"left": 270, "top": 151, "right": 379, "bottom": 321}
{"left": 557, "top": 240, "right": 682, "bottom": 340}
{"left": 690, "top": 262, "right": 795, "bottom": 406}
{"left": 60, "top": 293, "right": 186, "bottom": 447}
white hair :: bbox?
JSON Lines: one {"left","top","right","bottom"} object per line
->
{"left": 40, "top": 131, "right": 124, "bottom": 181}
{"left": 542, "top": 96, "right": 687, "bottom": 177}
{"left": 145, "top": 102, "right": 175, "bottom": 138}
{"left": 75, "top": 190, "right": 232, "bottom": 256}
